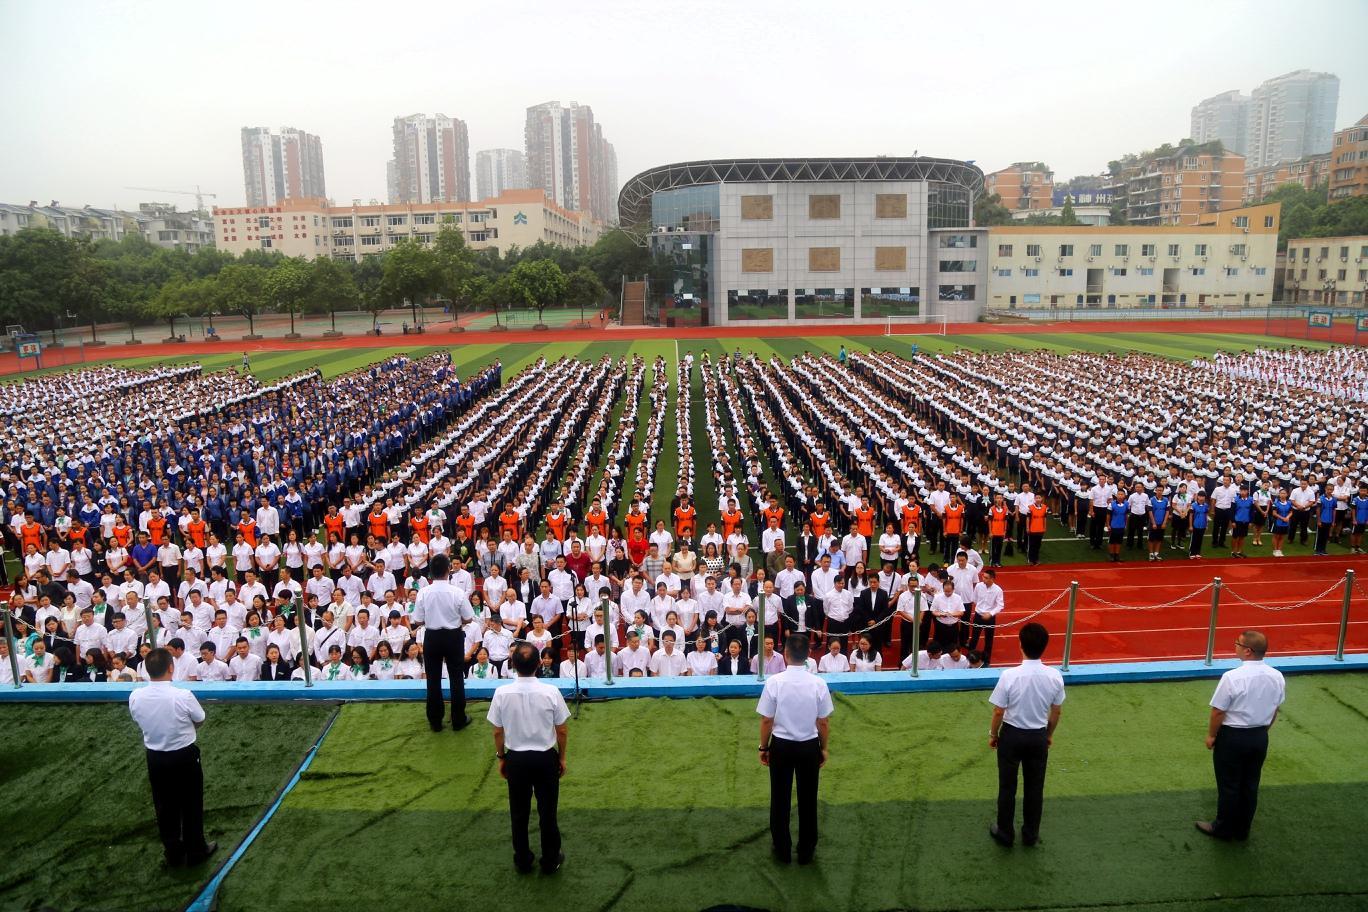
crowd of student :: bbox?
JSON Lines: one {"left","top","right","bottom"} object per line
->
{"left": 4, "top": 342, "right": 1360, "bottom": 687}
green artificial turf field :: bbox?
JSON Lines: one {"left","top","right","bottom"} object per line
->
{"left": 198, "top": 674, "right": 1367, "bottom": 912}
{"left": 0, "top": 703, "right": 335, "bottom": 912}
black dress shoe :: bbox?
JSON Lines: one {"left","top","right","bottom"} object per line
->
{"left": 772, "top": 845, "right": 792, "bottom": 864}
{"left": 430, "top": 723, "right": 445, "bottom": 733}
{"left": 452, "top": 716, "right": 473, "bottom": 731}
{"left": 796, "top": 850, "right": 814, "bottom": 865}
{"left": 514, "top": 859, "right": 535, "bottom": 875}
{"left": 1194, "top": 820, "right": 1231, "bottom": 840}
{"left": 540, "top": 851, "right": 564, "bottom": 874}
{"left": 989, "top": 824, "right": 1014, "bottom": 848}
{"left": 186, "top": 841, "right": 219, "bottom": 865}
{"left": 1023, "top": 835, "right": 1041, "bottom": 847}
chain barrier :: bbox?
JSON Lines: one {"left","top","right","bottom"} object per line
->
{"left": 1078, "top": 583, "right": 1213, "bottom": 612}
{"left": 1221, "top": 577, "right": 1345, "bottom": 613}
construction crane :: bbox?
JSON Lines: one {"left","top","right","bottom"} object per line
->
{"left": 123, "top": 185, "right": 218, "bottom": 214}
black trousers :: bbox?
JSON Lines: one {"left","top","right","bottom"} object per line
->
{"left": 990, "top": 536, "right": 1005, "bottom": 566}
{"left": 1291, "top": 509, "right": 1310, "bottom": 544}
{"left": 996, "top": 723, "right": 1049, "bottom": 842}
{"left": 423, "top": 627, "right": 467, "bottom": 727}
{"left": 967, "top": 613, "right": 996, "bottom": 665}
{"left": 506, "top": 748, "right": 561, "bottom": 868}
{"left": 1027, "top": 532, "right": 1044, "bottom": 564}
{"left": 769, "top": 736, "right": 821, "bottom": 857}
{"left": 1314, "top": 522, "right": 1332, "bottom": 554}
{"left": 146, "top": 744, "right": 208, "bottom": 865}
{"left": 1088, "top": 511, "right": 1105, "bottom": 549}
{"left": 1189, "top": 527, "right": 1206, "bottom": 556}
{"left": 1212, "top": 725, "right": 1269, "bottom": 839}
{"left": 1211, "top": 508, "right": 1233, "bottom": 548}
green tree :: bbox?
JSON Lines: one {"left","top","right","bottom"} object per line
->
{"left": 146, "top": 275, "right": 203, "bottom": 339}
{"left": 505, "top": 258, "right": 567, "bottom": 326}
{"left": 586, "top": 230, "right": 651, "bottom": 300}
{"left": 565, "top": 266, "right": 608, "bottom": 324}
{"left": 0, "top": 228, "right": 70, "bottom": 330}
{"left": 380, "top": 240, "right": 442, "bottom": 328}
{"left": 1059, "top": 195, "right": 1079, "bottom": 226}
{"left": 973, "top": 192, "right": 1013, "bottom": 226}
{"left": 354, "top": 254, "right": 387, "bottom": 332}
{"left": 432, "top": 225, "right": 473, "bottom": 311}
{"left": 309, "top": 257, "right": 361, "bottom": 332}
{"left": 211, "top": 263, "right": 269, "bottom": 337}
{"left": 264, "top": 257, "right": 313, "bottom": 336}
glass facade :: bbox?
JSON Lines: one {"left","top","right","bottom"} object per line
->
{"left": 650, "top": 185, "right": 720, "bottom": 232}
{"left": 648, "top": 232, "right": 713, "bottom": 325}
{"left": 727, "top": 289, "right": 789, "bottom": 321}
{"left": 926, "top": 183, "right": 971, "bottom": 229}
{"left": 860, "top": 287, "right": 920, "bottom": 317}
{"left": 795, "top": 288, "right": 854, "bottom": 320}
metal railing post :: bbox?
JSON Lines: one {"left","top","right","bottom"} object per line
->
{"left": 4, "top": 609, "right": 21, "bottom": 689}
{"left": 1336, "top": 570, "right": 1354, "bottom": 662}
{"left": 1061, "top": 582, "right": 1078, "bottom": 672}
{"left": 601, "top": 596, "right": 614, "bottom": 684}
{"left": 143, "top": 600, "right": 158, "bottom": 650}
{"left": 298, "top": 613, "right": 313, "bottom": 687}
{"left": 1204, "top": 578, "right": 1223, "bottom": 666}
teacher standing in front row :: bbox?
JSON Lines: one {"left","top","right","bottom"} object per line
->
{"left": 1196, "top": 629, "right": 1285, "bottom": 841}
{"left": 988, "top": 622, "right": 1064, "bottom": 848}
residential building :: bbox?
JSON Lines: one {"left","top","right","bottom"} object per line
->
{"left": 983, "top": 163, "right": 1054, "bottom": 211}
{"left": 1106, "top": 141, "right": 1244, "bottom": 225}
{"left": 475, "top": 149, "right": 528, "bottom": 200}
{"left": 1243, "top": 154, "right": 1331, "bottom": 203}
{"left": 1051, "top": 176, "right": 1114, "bottom": 208}
{"left": 1244, "top": 70, "right": 1339, "bottom": 169}
{"left": 135, "top": 204, "right": 215, "bottom": 253}
{"left": 241, "top": 127, "right": 326, "bottom": 207}
{"left": 986, "top": 203, "right": 1279, "bottom": 311}
{"left": 1284, "top": 234, "right": 1368, "bottom": 306}
{"left": 212, "top": 188, "right": 600, "bottom": 261}
{"left": 390, "top": 114, "right": 471, "bottom": 204}
{"left": 525, "top": 101, "right": 618, "bottom": 223}
{"left": 0, "top": 200, "right": 214, "bottom": 251}
{"left": 1191, "top": 90, "right": 1250, "bottom": 155}
{"left": 1328, "top": 114, "right": 1368, "bottom": 202}
{"left": 617, "top": 156, "right": 986, "bottom": 324}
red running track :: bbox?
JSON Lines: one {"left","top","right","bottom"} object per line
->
{"left": 971, "top": 553, "right": 1368, "bottom": 667}
{"left": 6, "top": 316, "right": 1357, "bottom": 377}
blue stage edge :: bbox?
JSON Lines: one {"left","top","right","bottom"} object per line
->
{"left": 2, "top": 654, "right": 1364, "bottom": 703}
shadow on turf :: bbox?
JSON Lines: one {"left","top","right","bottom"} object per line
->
{"left": 214, "top": 785, "right": 1368, "bottom": 912}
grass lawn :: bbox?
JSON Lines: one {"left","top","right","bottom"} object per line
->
{"left": 203, "top": 674, "right": 1368, "bottom": 912}
{"left": 0, "top": 702, "right": 335, "bottom": 912}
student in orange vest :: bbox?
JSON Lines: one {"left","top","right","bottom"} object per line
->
{"left": 544, "top": 502, "right": 569, "bottom": 543}
{"left": 185, "top": 511, "right": 208, "bottom": 550}
{"left": 498, "top": 505, "right": 522, "bottom": 543}
{"left": 855, "top": 497, "right": 876, "bottom": 540}
{"left": 147, "top": 511, "right": 169, "bottom": 547}
{"left": 584, "top": 500, "right": 608, "bottom": 539}
{"left": 367, "top": 506, "right": 389, "bottom": 542}
{"left": 809, "top": 503, "right": 830, "bottom": 539}
{"left": 236, "top": 515, "right": 258, "bottom": 548}
{"left": 721, "top": 500, "right": 745, "bottom": 540}
{"left": 941, "top": 494, "right": 965, "bottom": 564}
{"left": 1026, "top": 495, "right": 1049, "bottom": 565}
{"left": 624, "top": 501, "right": 648, "bottom": 543}
{"left": 900, "top": 496, "right": 923, "bottom": 565}
{"left": 409, "top": 511, "right": 431, "bottom": 545}
{"left": 323, "top": 508, "right": 345, "bottom": 548}
{"left": 674, "top": 496, "right": 697, "bottom": 543}
{"left": 988, "top": 494, "right": 1011, "bottom": 568}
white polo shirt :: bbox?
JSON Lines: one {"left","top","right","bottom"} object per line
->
{"left": 413, "top": 580, "right": 474, "bottom": 630}
{"left": 989, "top": 659, "right": 1065, "bottom": 730}
{"left": 487, "top": 675, "right": 570, "bottom": 751}
{"left": 756, "top": 664, "right": 834, "bottom": 742}
{"left": 1210, "top": 660, "right": 1285, "bottom": 728}
{"left": 128, "top": 681, "right": 204, "bottom": 751}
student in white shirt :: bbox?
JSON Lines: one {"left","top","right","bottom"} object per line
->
{"left": 687, "top": 636, "right": 718, "bottom": 675}
{"left": 648, "top": 630, "right": 687, "bottom": 676}
{"left": 193, "top": 643, "right": 230, "bottom": 681}
{"left": 818, "top": 639, "right": 850, "bottom": 673}
{"left": 228, "top": 639, "right": 263, "bottom": 681}
{"left": 969, "top": 569, "right": 1005, "bottom": 666}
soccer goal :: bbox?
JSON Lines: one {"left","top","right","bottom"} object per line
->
{"left": 884, "top": 314, "right": 948, "bottom": 336}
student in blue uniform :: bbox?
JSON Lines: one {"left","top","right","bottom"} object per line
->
{"left": 1313, "top": 490, "right": 1338, "bottom": 556}
{"left": 1106, "top": 490, "right": 1128, "bottom": 563}
{"left": 1189, "top": 491, "right": 1210, "bottom": 560}
{"left": 1229, "top": 486, "right": 1254, "bottom": 559}
{"left": 1271, "top": 490, "right": 1293, "bottom": 558}
{"left": 1351, "top": 484, "right": 1368, "bottom": 555}
{"left": 1147, "top": 489, "right": 1170, "bottom": 562}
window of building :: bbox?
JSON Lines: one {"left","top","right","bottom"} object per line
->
{"left": 1338, "top": 269, "right": 1347, "bottom": 280}
{"left": 332, "top": 217, "right": 353, "bottom": 229}
{"left": 996, "top": 269, "right": 1012, "bottom": 278}
{"left": 1318, "top": 269, "right": 1327, "bottom": 280}
{"left": 1226, "top": 267, "right": 1239, "bottom": 277}
{"left": 860, "top": 287, "right": 919, "bottom": 317}
{"left": 361, "top": 216, "right": 380, "bottom": 227}
{"left": 997, "top": 244, "right": 1013, "bottom": 257}
{"left": 415, "top": 214, "right": 435, "bottom": 224}
{"left": 1141, "top": 244, "right": 1156, "bottom": 257}
{"left": 938, "top": 260, "right": 976, "bottom": 273}
{"left": 1059, "top": 268, "right": 1074, "bottom": 277}
{"left": 938, "top": 234, "right": 976, "bottom": 249}
{"left": 334, "top": 236, "right": 354, "bottom": 246}
{"left": 1025, "top": 243, "right": 1041, "bottom": 257}
{"left": 1319, "top": 246, "right": 1329, "bottom": 258}
{"left": 938, "top": 285, "right": 975, "bottom": 301}
{"left": 1114, "top": 244, "right": 1129, "bottom": 256}
{"left": 1264, "top": 216, "right": 1275, "bottom": 228}
{"left": 260, "top": 238, "right": 272, "bottom": 248}
{"left": 1058, "top": 244, "right": 1073, "bottom": 257}
{"left": 388, "top": 215, "right": 406, "bottom": 226}
{"left": 257, "top": 216, "right": 271, "bottom": 229}
{"left": 1231, "top": 243, "right": 1246, "bottom": 257}
{"left": 1168, "top": 243, "right": 1180, "bottom": 257}
{"left": 1194, "top": 244, "right": 1208, "bottom": 257}
{"left": 1233, "top": 215, "right": 1248, "bottom": 228}
{"left": 1340, "top": 246, "right": 1351, "bottom": 259}
{"left": 417, "top": 234, "right": 433, "bottom": 244}
{"left": 469, "top": 213, "right": 487, "bottom": 223}
{"left": 360, "top": 235, "right": 381, "bottom": 246}
{"left": 1112, "top": 267, "right": 1127, "bottom": 276}
{"left": 1191, "top": 267, "right": 1205, "bottom": 276}
{"left": 469, "top": 231, "right": 488, "bottom": 241}
{"left": 1253, "top": 267, "right": 1267, "bottom": 276}
{"left": 1024, "top": 268, "right": 1039, "bottom": 277}
{"left": 1360, "top": 270, "right": 1368, "bottom": 281}
{"left": 1139, "top": 267, "right": 1154, "bottom": 276}
{"left": 1089, "top": 244, "right": 1102, "bottom": 257}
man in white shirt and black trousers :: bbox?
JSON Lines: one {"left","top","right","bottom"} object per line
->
{"left": 988, "top": 622, "right": 1064, "bottom": 848}
{"left": 127, "top": 647, "right": 217, "bottom": 868}
{"left": 414, "top": 554, "right": 475, "bottom": 732}
{"left": 758, "top": 634, "right": 834, "bottom": 865}
{"left": 489, "top": 641, "right": 570, "bottom": 875}
{"left": 1196, "top": 629, "right": 1285, "bottom": 841}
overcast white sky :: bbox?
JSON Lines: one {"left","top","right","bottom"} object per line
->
{"left": 2, "top": 0, "right": 1366, "bottom": 210}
